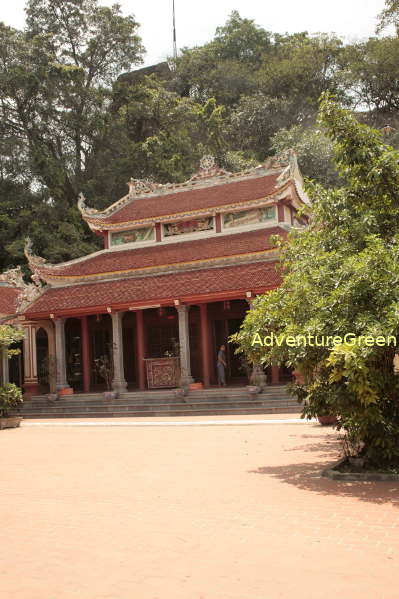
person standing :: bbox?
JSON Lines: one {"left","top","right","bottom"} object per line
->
{"left": 217, "top": 344, "right": 227, "bottom": 386}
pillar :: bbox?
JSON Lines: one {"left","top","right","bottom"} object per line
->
{"left": 81, "top": 316, "right": 91, "bottom": 393}
{"left": 111, "top": 311, "right": 128, "bottom": 393}
{"left": 2, "top": 348, "right": 9, "bottom": 385}
{"left": 271, "top": 365, "right": 280, "bottom": 385}
{"left": 23, "top": 324, "right": 41, "bottom": 396}
{"left": 54, "top": 318, "right": 70, "bottom": 390}
{"left": 199, "top": 303, "right": 211, "bottom": 387}
{"left": 176, "top": 305, "right": 194, "bottom": 386}
{"left": 135, "top": 310, "right": 146, "bottom": 390}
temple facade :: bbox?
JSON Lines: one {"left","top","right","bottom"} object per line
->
{"left": 0, "top": 152, "right": 309, "bottom": 396}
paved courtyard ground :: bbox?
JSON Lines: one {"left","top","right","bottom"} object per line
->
{"left": 1, "top": 415, "right": 398, "bottom": 599}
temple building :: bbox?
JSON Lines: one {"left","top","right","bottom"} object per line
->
{"left": 0, "top": 151, "right": 309, "bottom": 396}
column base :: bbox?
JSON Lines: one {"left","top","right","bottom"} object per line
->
{"left": 23, "top": 381, "right": 42, "bottom": 398}
{"left": 180, "top": 375, "right": 194, "bottom": 388}
{"left": 112, "top": 380, "right": 128, "bottom": 393}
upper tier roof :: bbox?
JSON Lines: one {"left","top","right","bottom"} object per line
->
{"left": 30, "top": 227, "right": 284, "bottom": 285}
{"left": 79, "top": 151, "right": 307, "bottom": 231}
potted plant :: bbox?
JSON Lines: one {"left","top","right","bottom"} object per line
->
{"left": 94, "top": 353, "right": 117, "bottom": 400}
{"left": 247, "top": 364, "right": 267, "bottom": 396}
{"left": 41, "top": 355, "right": 58, "bottom": 401}
{"left": 0, "top": 383, "right": 23, "bottom": 429}
{"left": 340, "top": 433, "right": 365, "bottom": 468}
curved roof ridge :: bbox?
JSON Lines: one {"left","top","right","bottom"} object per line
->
{"left": 78, "top": 152, "right": 298, "bottom": 224}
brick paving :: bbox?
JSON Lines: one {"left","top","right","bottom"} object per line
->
{"left": 0, "top": 416, "right": 398, "bottom": 598}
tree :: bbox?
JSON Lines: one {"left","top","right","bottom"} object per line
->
{"left": 227, "top": 95, "right": 298, "bottom": 160}
{"left": 376, "top": 0, "right": 399, "bottom": 34}
{"left": 344, "top": 37, "right": 399, "bottom": 112}
{"left": 256, "top": 33, "right": 346, "bottom": 120}
{"left": 84, "top": 78, "right": 230, "bottom": 207}
{"left": 0, "top": 1, "right": 143, "bottom": 266}
{"left": 172, "top": 11, "right": 271, "bottom": 106}
{"left": 233, "top": 94, "right": 399, "bottom": 467}
{"left": 270, "top": 125, "right": 341, "bottom": 186}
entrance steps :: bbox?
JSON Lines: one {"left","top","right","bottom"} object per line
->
{"left": 19, "top": 386, "right": 301, "bottom": 419}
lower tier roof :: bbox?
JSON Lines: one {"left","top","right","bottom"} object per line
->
{"left": 32, "top": 227, "right": 284, "bottom": 283}
{"left": 0, "top": 286, "right": 20, "bottom": 316}
{"left": 25, "top": 261, "right": 281, "bottom": 318}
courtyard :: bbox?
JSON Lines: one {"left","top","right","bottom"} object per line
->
{"left": 0, "top": 415, "right": 398, "bottom": 599}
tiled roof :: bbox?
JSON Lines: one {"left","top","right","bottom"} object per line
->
{"left": 36, "top": 227, "right": 285, "bottom": 280}
{"left": 0, "top": 286, "right": 19, "bottom": 315}
{"left": 25, "top": 262, "right": 281, "bottom": 316}
{"left": 85, "top": 173, "right": 281, "bottom": 226}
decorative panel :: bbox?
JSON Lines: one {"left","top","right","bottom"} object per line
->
{"left": 223, "top": 206, "right": 276, "bottom": 229}
{"left": 163, "top": 217, "right": 214, "bottom": 238}
{"left": 111, "top": 226, "right": 155, "bottom": 246}
{"left": 145, "top": 357, "right": 180, "bottom": 388}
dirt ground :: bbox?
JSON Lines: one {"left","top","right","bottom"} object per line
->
{"left": 0, "top": 416, "right": 398, "bottom": 599}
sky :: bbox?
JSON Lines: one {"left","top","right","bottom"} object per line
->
{"left": 0, "top": 0, "right": 392, "bottom": 66}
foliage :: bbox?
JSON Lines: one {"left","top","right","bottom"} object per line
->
{"left": 233, "top": 95, "right": 399, "bottom": 467}
{"left": 94, "top": 345, "right": 114, "bottom": 391}
{"left": 0, "top": 383, "right": 23, "bottom": 417}
{"left": 0, "top": 0, "right": 143, "bottom": 269}
{"left": 3, "top": 5, "right": 399, "bottom": 273}
{"left": 344, "top": 37, "right": 399, "bottom": 112}
{"left": 270, "top": 125, "right": 341, "bottom": 186}
{"left": 0, "top": 325, "right": 25, "bottom": 357}
{"left": 376, "top": 0, "right": 399, "bottom": 34}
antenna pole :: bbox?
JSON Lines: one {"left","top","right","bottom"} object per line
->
{"left": 173, "top": 0, "right": 178, "bottom": 63}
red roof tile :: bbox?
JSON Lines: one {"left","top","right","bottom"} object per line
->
{"left": 0, "top": 286, "right": 19, "bottom": 315}
{"left": 37, "top": 228, "right": 285, "bottom": 279}
{"left": 87, "top": 173, "right": 281, "bottom": 225}
{"left": 26, "top": 262, "right": 281, "bottom": 316}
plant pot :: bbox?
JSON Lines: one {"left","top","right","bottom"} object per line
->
{"left": 103, "top": 391, "right": 117, "bottom": 400}
{"left": 247, "top": 385, "right": 261, "bottom": 396}
{"left": 58, "top": 387, "right": 74, "bottom": 397}
{"left": 318, "top": 415, "right": 338, "bottom": 426}
{"left": 189, "top": 382, "right": 203, "bottom": 390}
{"left": 292, "top": 370, "right": 305, "bottom": 384}
{"left": 0, "top": 416, "right": 22, "bottom": 430}
{"left": 348, "top": 456, "right": 365, "bottom": 468}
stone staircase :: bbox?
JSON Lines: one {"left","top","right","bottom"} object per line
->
{"left": 18, "top": 386, "right": 302, "bottom": 419}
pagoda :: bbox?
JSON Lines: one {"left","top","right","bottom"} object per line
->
{"left": 1, "top": 151, "right": 309, "bottom": 396}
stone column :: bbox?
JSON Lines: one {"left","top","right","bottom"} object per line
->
{"left": 54, "top": 318, "right": 70, "bottom": 390}
{"left": 177, "top": 305, "right": 194, "bottom": 387}
{"left": 199, "top": 303, "right": 211, "bottom": 387}
{"left": 135, "top": 310, "right": 146, "bottom": 390}
{"left": 2, "top": 348, "right": 9, "bottom": 385}
{"left": 81, "top": 316, "right": 91, "bottom": 393}
{"left": 23, "top": 324, "right": 41, "bottom": 396}
{"left": 111, "top": 312, "right": 128, "bottom": 393}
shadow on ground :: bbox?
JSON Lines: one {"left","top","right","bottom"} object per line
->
{"left": 250, "top": 430, "right": 399, "bottom": 506}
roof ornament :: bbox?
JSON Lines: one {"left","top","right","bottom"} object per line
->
{"left": 128, "top": 178, "right": 157, "bottom": 198}
{"left": 77, "top": 192, "right": 98, "bottom": 216}
{"left": 0, "top": 266, "right": 25, "bottom": 288}
{"left": 199, "top": 155, "right": 216, "bottom": 172}
{"left": 189, "top": 155, "right": 231, "bottom": 182}
{"left": 24, "top": 237, "right": 46, "bottom": 267}
{"left": 0, "top": 262, "right": 45, "bottom": 313}
{"left": 265, "top": 148, "right": 297, "bottom": 171}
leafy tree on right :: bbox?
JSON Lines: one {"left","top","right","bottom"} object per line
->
{"left": 233, "top": 94, "right": 399, "bottom": 468}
